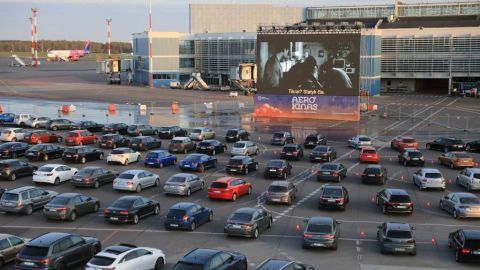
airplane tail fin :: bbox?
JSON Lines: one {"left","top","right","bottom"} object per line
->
{"left": 83, "top": 40, "right": 91, "bottom": 54}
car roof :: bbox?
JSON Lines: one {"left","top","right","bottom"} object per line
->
{"left": 149, "top": 150, "right": 168, "bottom": 154}
{"left": 283, "top": 144, "right": 299, "bottom": 147}
{"left": 322, "top": 185, "right": 343, "bottom": 190}
{"left": 54, "top": 193, "right": 82, "bottom": 198}
{"left": 132, "top": 136, "right": 150, "bottom": 139}
{"left": 361, "top": 146, "right": 376, "bottom": 151}
{"left": 39, "top": 164, "right": 65, "bottom": 168}
{"left": 268, "top": 159, "right": 284, "bottom": 163}
{"left": 452, "top": 192, "right": 478, "bottom": 198}
{"left": 231, "top": 156, "right": 247, "bottom": 160}
{"left": 68, "top": 130, "right": 84, "bottom": 133}
{"left": 170, "top": 202, "right": 197, "bottom": 210}
{"left": 181, "top": 248, "right": 221, "bottom": 264}
{"left": 80, "top": 166, "right": 102, "bottom": 170}
{"left": 121, "top": 170, "right": 146, "bottom": 174}
{"left": 234, "top": 207, "right": 258, "bottom": 214}
{"left": 386, "top": 189, "right": 409, "bottom": 195}
{"left": 117, "top": 195, "right": 143, "bottom": 201}
{"left": 113, "top": 147, "right": 131, "bottom": 151}
{"left": 201, "top": 140, "right": 217, "bottom": 143}
{"left": 321, "top": 163, "right": 340, "bottom": 168}
{"left": 171, "top": 173, "right": 195, "bottom": 178}
{"left": 270, "top": 181, "right": 289, "bottom": 187}
{"left": 214, "top": 177, "right": 239, "bottom": 183}
{"left": 187, "top": 154, "right": 206, "bottom": 158}
{"left": 172, "top": 137, "right": 188, "bottom": 140}
{"left": 386, "top": 222, "right": 412, "bottom": 231}
{"left": 399, "top": 136, "right": 414, "bottom": 140}
{"left": 466, "top": 168, "right": 480, "bottom": 173}
{"left": 0, "top": 159, "right": 20, "bottom": 164}
{"left": 308, "top": 216, "right": 334, "bottom": 225}
{"left": 421, "top": 168, "right": 441, "bottom": 173}
{"left": 5, "top": 186, "right": 36, "bottom": 193}
{"left": 462, "top": 230, "right": 480, "bottom": 240}
{"left": 29, "top": 232, "right": 71, "bottom": 247}
{"left": 366, "top": 164, "right": 382, "bottom": 169}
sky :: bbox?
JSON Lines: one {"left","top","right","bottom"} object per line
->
{"left": 0, "top": 0, "right": 473, "bottom": 43}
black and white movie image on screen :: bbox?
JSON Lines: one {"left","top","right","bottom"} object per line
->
{"left": 257, "top": 34, "right": 360, "bottom": 96}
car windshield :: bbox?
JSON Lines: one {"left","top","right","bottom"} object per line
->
{"left": 233, "top": 143, "right": 245, "bottom": 148}
{"left": 387, "top": 230, "right": 412, "bottom": 238}
{"left": 191, "top": 129, "right": 202, "bottom": 133}
{"left": 359, "top": 137, "right": 371, "bottom": 142}
{"left": 167, "top": 209, "right": 186, "bottom": 218}
{"left": 267, "top": 161, "right": 283, "bottom": 167}
{"left": 402, "top": 138, "right": 416, "bottom": 143}
{"left": 210, "top": 182, "right": 228, "bottom": 189}
{"left": 1, "top": 193, "right": 19, "bottom": 201}
{"left": 307, "top": 224, "right": 332, "bottom": 233}
{"left": 118, "top": 173, "right": 135, "bottom": 179}
{"left": 77, "top": 169, "right": 96, "bottom": 176}
{"left": 473, "top": 174, "right": 480, "bottom": 179}
{"left": 229, "top": 212, "right": 252, "bottom": 222}
{"left": 425, "top": 173, "right": 442, "bottom": 178}
{"left": 111, "top": 199, "right": 134, "bottom": 208}
{"left": 283, "top": 147, "right": 297, "bottom": 152}
{"left": 454, "top": 153, "right": 470, "bottom": 158}
{"left": 229, "top": 159, "right": 244, "bottom": 165}
{"left": 111, "top": 149, "right": 126, "bottom": 154}
{"left": 314, "top": 146, "right": 328, "bottom": 153}
{"left": 174, "top": 262, "right": 204, "bottom": 270}
{"left": 321, "top": 164, "right": 338, "bottom": 171}
{"left": 226, "top": 130, "right": 238, "bottom": 136}
{"left": 38, "top": 166, "right": 54, "bottom": 172}
{"left": 408, "top": 152, "right": 422, "bottom": 157}
{"left": 390, "top": 195, "right": 411, "bottom": 203}
{"left": 198, "top": 142, "right": 211, "bottom": 147}
{"left": 20, "top": 246, "right": 49, "bottom": 257}
{"left": 168, "top": 176, "right": 187, "bottom": 183}
{"left": 49, "top": 196, "right": 71, "bottom": 205}
{"left": 273, "top": 132, "right": 284, "bottom": 138}
{"left": 146, "top": 153, "right": 159, "bottom": 158}
{"left": 89, "top": 256, "right": 115, "bottom": 266}
{"left": 306, "top": 135, "right": 318, "bottom": 141}
{"left": 452, "top": 140, "right": 464, "bottom": 144}
{"left": 459, "top": 197, "right": 480, "bottom": 204}
{"left": 322, "top": 188, "right": 342, "bottom": 197}
{"left": 268, "top": 185, "right": 287, "bottom": 192}
{"left": 28, "top": 145, "right": 45, "bottom": 151}
{"left": 362, "top": 149, "right": 376, "bottom": 154}
{"left": 160, "top": 127, "right": 170, "bottom": 131}
{"left": 67, "top": 132, "right": 80, "bottom": 137}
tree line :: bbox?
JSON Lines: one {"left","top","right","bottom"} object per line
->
{"left": 0, "top": 40, "right": 132, "bottom": 54}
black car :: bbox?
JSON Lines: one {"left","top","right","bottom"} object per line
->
{"left": 73, "top": 121, "right": 104, "bottom": 133}
{"left": 98, "top": 133, "right": 130, "bottom": 149}
{"left": 174, "top": 248, "right": 247, "bottom": 270}
{"left": 270, "top": 131, "right": 294, "bottom": 146}
{"left": 71, "top": 166, "right": 117, "bottom": 188}
{"left": 127, "top": 125, "right": 158, "bottom": 136}
{"left": 43, "top": 193, "right": 100, "bottom": 221}
{"left": 426, "top": 137, "right": 466, "bottom": 152}
{"left": 15, "top": 232, "right": 101, "bottom": 270}
{"left": 158, "top": 126, "right": 188, "bottom": 139}
{"left": 264, "top": 159, "right": 292, "bottom": 179}
{"left": 0, "top": 142, "right": 29, "bottom": 159}
{"left": 448, "top": 229, "right": 480, "bottom": 262}
{"left": 362, "top": 165, "right": 388, "bottom": 184}
{"left": 303, "top": 133, "right": 327, "bottom": 149}
{"left": 257, "top": 259, "right": 315, "bottom": 270}
{"left": 0, "top": 159, "right": 37, "bottom": 181}
{"left": 226, "top": 156, "right": 258, "bottom": 175}
{"left": 225, "top": 128, "right": 250, "bottom": 143}
{"left": 316, "top": 163, "right": 347, "bottom": 182}
{"left": 302, "top": 216, "right": 340, "bottom": 250}
{"left": 398, "top": 149, "right": 425, "bottom": 167}
{"left": 280, "top": 144, "right": 303, "bottom": 160}
{"left": 25, "top": 144, "right": 64, "bottom": 161}
{"left": 62, "top": 146, "right": 104, "bottom": 164}
{"left": 375, "top": 188, "right": 413, "bottom": 214}
{"left": 0, "top": 188, "right": 5, "bottom": 197}
{"left": 196, "top": 140, "right": 227, "bottom": 155}
{"left": 46, "top": 119, "right": 76, "bottom": 131}
{"left": 129, "top": 136, "right": 161, "bottom": 151}
{"left": 310, "top": 145, "right": 337, "bottom": 162}
{"left": 318, "top": 185, "right": 349, "bottom": 210}
{"left": 102, "top": 123, "right": 129, "bottom": 135}
{"left": 466, "top": 141, "right": 480, "bottom": 153}
{"left": 104, "top": 195, "right": 160, "bottom": 224}
{"left": 224, "top": 207, "right": 273, "bottom": 238}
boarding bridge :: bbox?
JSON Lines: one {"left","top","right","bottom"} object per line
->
{"left": 11, "top": 55, "right": 26, "bottom": 67}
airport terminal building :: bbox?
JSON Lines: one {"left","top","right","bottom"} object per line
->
{"left": 132, "top": 1, "right": 480, "bottom": 95}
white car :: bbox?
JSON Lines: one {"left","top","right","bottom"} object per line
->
{"left": 86, "top": 244, "right": 166, "bottom": 270}
{"left": 32, "top": 164, "right": 78, "bottom": 185}
{"left": 348, "top": 135, "right": 372, "bottom": 149}
{"left": 412, "top": 168, "right": 446, "bottom": 191}
{"left": 231, "top": 140, "right": 259, "bottom": 156}
{"left": 14, "top": 114, "right": 35, "bottom": 127}
{"left": 113, "top": 169, "right": 160, "bottom": 192}
{"left": 0, "top": 128, "right": 29, "bottom": 142}
{"left": 456, "top": 168, "right": 480, "bottom": 191}
{"left": 107, "top": 147, "right": 141, "bottom": 166}
{"left": 25, "top": 117, "right": 51, "bottom": 128}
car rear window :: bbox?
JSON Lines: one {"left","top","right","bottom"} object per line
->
{"left": 111, "top": 199, "right": 134, "bottom": 208}
{"left": 313, "top": 146, "right": 328, "bottom": 153}
{"left": 174, "top": 262, "right": 204, "bottom": 270}
{"left": 362, "top": 149, "right": 376, "bottom": 154}
{"left": 226, "top": 130, "right": 238, "bottom": 136}
{"left": 230, "top": 212, "right": 252, "bottom": 222}
{"left": 454, "top": 153, "right": 470, "bottom": 158}
{"left": 160, "top": 127, "right": 170, "bottom": 131}
{"left": 101, "top": 135, "right": 114, "bottom": 139}
{"left": 390, "top": 195, "right": 411, "bottom": 203}
{"left": 191, "top": 129, "right": 202, "bottom": 133}
{"left": 1, "top": 130, "right": 11, "bottom": 135}
{"left": 89, "top": 256, "right": 115, "bottom": 266}
{"left": 465, "top": 240, "right": 480, "bottom": 249}
{"left": 38, "top": 166, "right": 54, "bottom": 172}
{"left": 49, "top": 196, "right": 71, "bottom": 205}
{"left": 359, "top": 137, "right": 371, "bottom": 142}
{"left": 1, "top": 193, "right": 19, "bottom": 201}
{"left": 322, "top": 188, "right": 342, "bottom": 197}
{"left": 111, "top": 149, "right": 125, "bottom": 154}
{"left": 306, "top": 135, "right": 318, "bottom": 141}
{"left": 168, "top": 176, "right": 187, "bottom": 183}
{"left": 131, "top": 138, "right": 143, "bottom": 144}
{"left": 167, "top": 209, "right": 186, "bottom": 218}
{"left": 146, "top": 153, "right": 159, "bottom": 158}
{"left": 283, "top": 147, "right": 297, "bottom": 152}
{"left": 425, "top": 173, "right": 442, "bottom": 178}
{"left": 364, "top": 168, "right": 381, "bottom": 174}
{"left": 459, "top": 197, "right": 480, "bottom": 204}
{"left": 198, "top": 142, "right": 211, "bottom": 147}
{"left": 210, "top": 182, "right": 228, "bottom": 189}
{"left": 171, "top": 140, "right": 183, "bottom": 144}
{"left": 267, "top": 161, "right": 283, "bottom": 167}
{"left": 67, "top": 132, "right": 79, "bottom": 137}
{"left": 407, "top": 152, "right": 422, "bottom": 157}
{"left": 321, "top": 164, "right": 338, "bottom": 170}
{"left": 387, "top": 230, "right": 412, "bottom": 238}
{"left": 402, "top": 139, "right": 416, "bottom": 143}
{"left": 306, "top": 224, "right": 332, "bottom": 233}
{"left": 20, "top": 246, "right": 49, "bottom": 257}
{"left": 273, "top": 132, "right": 284, "bottom": 138}
{"left": 64, "top": 148, "right": 79, "bottom": 154}
{"left": 452, "top": 140, "right": 464, "bottom": 144}
{"left": 28, "top": 145, "right": 44, "bottom": 151}
{"left": 268, "top": 185, "right": 287, "bottom": 192}
{"left": 473, "top": 174, "right": 480, "bottom": 179}
{"left": 233, "top": 143, "right": 245, "bottom": 148}
{"left": 228, "top": 159, "right": 244, "bottom": 165}
{"left": 118, "top": 173, "right": 135, "bottom": 180}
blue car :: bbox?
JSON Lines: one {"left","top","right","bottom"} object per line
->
{"left": 179, "top": 154, "right": 217, "bottom": 172}
{"left": 144, "top": 150, "right": 177, "bottom": 168}
{"left": 0, "top": 113, "right": 15, "bottom": 123}
{"left": 165, "top": 202, "right": 213, "bottom": 231}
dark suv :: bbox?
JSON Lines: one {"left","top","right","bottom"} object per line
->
{"left": 264, "top": 159, "right": 292, "bottom": 179}
{"left": 225, "top": 128, "right": 250, "bottom": 143}
{"left": 0, "top": 159, "right": 37, "bottom": 181}
{"left": 303, "top": 133, "right": 327, "bottom": 149}
{"left": 270, "top": 131, "right": 294, "bottom": 146}
{"left": 398, "top": 149, "right": 424, "bottom": 167}
{"left": 158, "top": 126, "right": 188, "bottom": 139}
{"left": 362, "top": 165, "right": 388, "bottom": 184}
{"left": 426, "top": 137, "right": 466, "bottom": 152}
{"left": 280, "top": 144, "right": 303, "bottom": 160}
{"left": 15, "top": 232, "right": 101, "bottom": 270}
{"left": 129, "top": 136, "right": 161, "bottom": 151}
{"left": 174, "top": 248, "right": 247, "bottom": 270}
{"left": 375, "top": 188, "right": 413, "bottom": 214}
{"left": 226, "top": 156, "right": 258, "bottom": 175}
{"left": 318, "top": 185, "right": 349, "bottom": 210}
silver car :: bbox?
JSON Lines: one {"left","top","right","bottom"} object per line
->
{"left": 412, "top": 168, "right": 445, "bottom": 190}
{"left": 348, "top": 135, "right": 372, "bottom": 149}
{"left": 440, "top": 192, "right": 480, "bottom": 219}
{"left": 231, "top": 141, "right": 259, "bottom": 156}
{"left": 163, "top": 173, "right": 205, "bottom": 196}
{"left": 0, "top": 234, "right": 28, "bottom": 267}
{"left": 456, "top": 168, "right": 480, "bottom": 191}
{"left": 113, "top": 170, "right": 160, "bottom": 193}
{"left": 189, "top": 127, "right": 215, "bottom": 141}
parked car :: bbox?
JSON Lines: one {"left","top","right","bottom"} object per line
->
{"left": 102, "top": 122, "right": 129, "bottom": 134}
{"left": 0, "top": 128, "right": 28, "bottom": 142}
{"left": 158, "top": 125, "right": 188, "bottom": 139}
{"left": 302, "top": 216, "right": 340, "bottom": 249}
{"left": 113, "top": 169, "right": 160, "bottom": 193}
{"left": 265, "top": 181, "right": 297, "bottom": 205}
{"left": 168, "top": 137, "right": 196, "bottom": 154}
{"left": 226, "top": 155, "right": 258, "bottom": 175}
{"left": 317, "top": 163, "right": 347, "bottom": 182}
{"left": 0, "top": 142, "right": 29, "bottom": 159}
{"left": 189, "top": 127, "right": 215, "bottom": 141}
{"left": 0, "top": 188, "right": 5, "bottom": 198}
{"left": 99, "top": 133, "right": 130, "bottom": 149}
{"left": 13, "top": 114, "right": 35, "bottom": 127}
{"left": 46, "top": 118, "right": 75, "bottom": 131}
{"left": 163, "top": 173, "right": 204, "bottom": 196}
{"left": 426, "top": 137, "right": 466, "bottom": 152}
{"left": 24, "top": 130, "right": 62, "bottom": 144}
{"left": 0, "top": 113, "right": 15, "bottom": 123}
{"left": 25, "top": 144, "right": 64, "bottom": 161}
{"left": 318, "top": 185, "right": 349, "bottom": 210}
{"left": 71, "top": 168, "right": 116, "bottom": 190}
{"left": 144, "top": 150, "right": 177, "bottom": 168}
{"left": 0, "top": 186, "right": 57, "bottom": 215}
{"left": 65, "top": 130, "right": 98, "bottom": 146}
{"left": 225, "top": 128, "right": 249, "bottom": 143}
{"left": 179, "top": 154, "right": 217, "bottom": 172}
{"left": 196, "top": 139, "right": 227, "bottom": 155}
{"left": 270, "top": 131, "right": 294, "bottom": 146}
{"left": 398, "top": 149, "right": 425, "bottom": 166}
{"left": 348, "top": 135, "right": 372, "bottom": 149}
{"left": 129, "top": 136, "right": 162, "bottom": 151}
{"left": 107, "top": 147, "right": 141, "bottom": 165}
{"left": 448, "top": 229, "right": 480, "bottom": 262}
{"left": 390, "top": 136, "right": 418, "bottom": 150}
{"left": 257, "top": 259, "right": 315, "bottom": 270}
{"left": 359, "top": 146, "right": 380, "bottom": 163}
{"left": 15, "top": 232, "right": 101, "bottom": 270}
{"left": 231, "top": 140, "right": 259, "bottom": 156}
{"left": 86, "top": 244, "right": 166, "bottom": 270}
{"left": 310, "top": 145, "right": 336, "bottom": 162}
{"left": 438, "top": 152, "right": 475, "bottom": 169}
{"left": 174, "top": 248, "right": 247, "bottom": 270}
{"left": 375, "top": 188, "right": 413, "bottom": 214}
{"left": 412, "top": 168, "right": 446, "bottom": 190}
{"left": 33, "top": 164, "right": 78, "bottom": 185}
{"left": 208, "top": 177, "right": 252, "bottom": 201}
{"left": 0, "top": 233, "right": 28, "bottom": 268}
{"left": 43, "top": 193, "right": 100, "bottom": 221}
{"left": 0, "top": 159, "right": 37, "bottom": 181}
{"left": 456, "top": 168, "right": 480, "bottom": 191}
{"left": 25, "top": 116, "right": 50, "bottom": 128}
{"left": 72, "top": 121, "right": 104, "bottom": 132}
{"left": 264, "top": 159, "right": 292, "bottom": 179}
{"left": 440, "top": 192, "right": 480, "bottom": 219}
{"left": 377, "top": 222, "right": 416, "bottom": 255}
{"left": 466, "top": 140, "right": 480, "bottom": 153}
{"left": 303, "top": 133, "right": 327, "bottom": 149}
{"left": 224, "top": 207, "right": 272, "bottom": 238}
{"left": 104, "top": 195, "right": 160, "bottom": 224}
{"left": 165, "top": 202, "right": 213, "bottom": 231}
{"left": 127, "top": 124, "right": 158, "bottom": 137}
{"left": 362, "top": 165, "right": 388, "bottom": 185}
{"left": 62, "top": 146, "right": 104, "bottom": 164}
{"left": 280, "top": 144, "right": 303, "bottom": 160}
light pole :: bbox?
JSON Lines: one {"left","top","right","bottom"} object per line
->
{"left": 31, "top": 8, "right": 39, "bottom": 66}
{"left": 106, "top": 18, "right": 112, "bottom": 58}
{"left": 148, "top": 0, "right": 153, "bottom": 89}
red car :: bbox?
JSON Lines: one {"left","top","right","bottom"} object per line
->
{"left": 208, "top": 177, "right": 252, "bottom": 201}
{"left": 390, "top": 136, "right": 418, "bottom": 150}
{"left": 359, "top": 146, "right": 379, "bottom": 163}
{"left": 24, "top": 130, "right": 62, "bottom": 144}
{"left": 65, "top": 130, "right": 98, "bottom": 146}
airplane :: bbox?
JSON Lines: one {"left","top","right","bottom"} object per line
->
{"left": 47, "top": 40, "right": 90, "bottom": 61}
